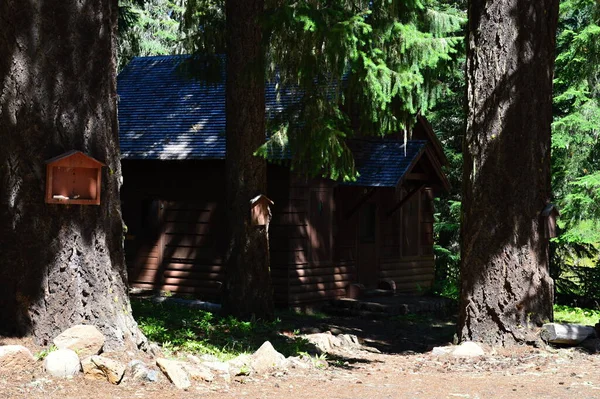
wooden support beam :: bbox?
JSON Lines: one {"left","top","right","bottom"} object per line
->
{"left": 386, "top": 183, "right": 425, "bottom": 218}
{"left": 345, "top": 188, "right": 377, "bottom": 220}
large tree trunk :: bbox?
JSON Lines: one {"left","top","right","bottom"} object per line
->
{"left": 0, "top": 0, "right": 144, "bottom": 350}
{"left": 459, "top": 0, "right": 559, "bottom": 345}
{"left": 223, "top": 0, "right": 274, "bottom": 319}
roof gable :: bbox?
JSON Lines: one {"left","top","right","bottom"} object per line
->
{"left": 46, "top": 150, "right": 105, "bottom": 167}
{"left": 342, "top": 139, "right": 426, "bottom": 188}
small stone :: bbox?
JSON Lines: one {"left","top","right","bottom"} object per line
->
{"left": 156, "top": 358, "right": 191, "bottom": 390}
{"left": 452, "top": 342, "right": 485, "bottom": 357}
{"left": 0, "top": 345, "right": 36, "bottom": 370}
{"left": 129, "top": 360, "right": 156, "bottom": 382}
{"left": 431, "top": 346, "right": 453, "bottom": 356}
{"left": 44, "top": 349, "right": 81, "bottom": 378}
{"left": 202, "top": 361, "right": 230, "bottom": 374}
{"left": 91, "top": 355, "right": 126, "bottom": 384}
{"left": 146, "top": 369, "right": 159, "bottom": 382}
{"left": 181, "top": 363, "right": 214, "bottom": 382}
{"left": 53, "top": 325, "right": 105, "bottom": 358}
{"left": 227, "top": 354, "right": 251, "bottom": 376}
{"left": 81, "top": 357, "right": 106, "bottom": 381}
{"left": 250, "top": 341, "right": 286, "bottom": 374}
{"left": 283, "top": 356, "right": 310, "bottom": 370}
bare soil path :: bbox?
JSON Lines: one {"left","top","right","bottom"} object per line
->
{"left": 3, "top": 311, "right": 600, "bottom": 398}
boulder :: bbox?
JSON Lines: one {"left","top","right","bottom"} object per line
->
{"left": 44, "top": 349, "right": 81, "bottom": 378}
{"left": 180, "top": 363, "right": 214, "bottom": 382}
{"left": 53, "top": 325, "right": 105, "bottom": 358}
{"left": 0, "top": 345, "right": 36, "bottom": 371}
{"left": 284, "top": 356, "right": 311, "bottom": 370}
{"left": 431, "top": 346, "right": 453, "bottom": 356}
{"left": 156, "top": 358, "right": 191, "bottom": 390}
{"left": 227, "top": 354, "right": 251, "bottom": 376}
{"left": 81, "top": 357, "right": 107, "bottom": 381}
{"left": 129, "top": 360, "right": 159, "bottom": 382}
{"left": 91, "top": 355, "right": 126, "bottom": 384}
{"left": 303, "top": 332, "right": 361, "bottom": 354}
{"left": 201, "top": 361, "right": 231, "bottom": 382}
{"left": 452, "top": 342, "right": 485, "bottom": 357}
{"left": 250, "top": 341, "right": 286, "bottom": 374}
{"left": 541, "top": 323, "right": 596, "bottom": 345}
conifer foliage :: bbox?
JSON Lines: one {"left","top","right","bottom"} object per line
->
{"left": 183, "top": 0, "right": 464, "bottom": 179}
{"left": 552, "top": 0, "right": 600, "bottom": 254}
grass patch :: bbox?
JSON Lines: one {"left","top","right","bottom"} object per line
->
{"left": 554, "top": 304, "right": 600, "bottom": 325}
{"left": 131, "top": 298, "right": 313, "bottom": 360}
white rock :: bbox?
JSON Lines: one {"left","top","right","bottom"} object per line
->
{"left": 156, "top": 358, "right": 191, "bottom": 390}
{"left": 431, "top": 346, "right": 453, "bottom": 356}
{"left": 452, "top": 341, "right": 485, "bottom": 357}
{"left": 0, "top": 345, "right": 36, "bottom": 370}
{"left": 44, "top": 349, "right": 81, "bottom": 378}
{"left": 284, "top": 356, "right": 311, "bottom": 370}
{"left": 250, "top": 341, "right": 286, "bottom": 374}
{"left": 53, "top": 325, "right": 105, "bottom": 358}
{"left": 303, "top": 332, "right": 335, "bottom": 353}
{"left": 227, "top": 354, "right": 251, "bottom": 376}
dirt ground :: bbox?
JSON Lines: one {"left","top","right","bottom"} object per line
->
{"left": 2, "top": 313, "right": 600, "bottom": 399}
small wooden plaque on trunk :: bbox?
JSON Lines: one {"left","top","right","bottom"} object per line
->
{"left": 45, "top": 151, "right": 105, "bottom": 205}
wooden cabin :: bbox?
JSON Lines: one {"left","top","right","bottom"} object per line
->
{"left": 117, "top": 55, "right": 449, "bottom": 306}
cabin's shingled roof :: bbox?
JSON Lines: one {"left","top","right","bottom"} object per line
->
{"left": 346, "top": 139, "right": 426, "bottom": 187}
{"left": 117, "top": 55, "right": 427, "bottom": 187}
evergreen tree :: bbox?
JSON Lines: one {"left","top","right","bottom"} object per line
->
{"left": 222, "top": 0, "right": 274, "bottom": 320}
{"left": 0, "top": 0, "right": 144, "bottom": 349}
{"left": 183, "top": 0, "right": 464, "bottom": 178}
{"left": 551, "top": 0, "right": 600, "bottom": 277}
{"left": 460, "top": 0, "right": 559, "bottom": 345}
{"left": 118, "top": 0, "right": 185, "bottom": 69}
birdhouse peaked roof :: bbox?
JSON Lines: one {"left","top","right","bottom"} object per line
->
{"left": 46, "top": 150, "right": 105, "bottom": 167}
{"left": 117, "top": 55, "right": 448, "bottom": 189}
{"left": 250, "top": 194, "right": 274, "bottom": 207}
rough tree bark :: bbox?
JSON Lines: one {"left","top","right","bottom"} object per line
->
{"left": 222, "top": 0, "right": 274, "bottom": 319}
{"left": 459, "top": 0, "right": 560, "bottom": 346}
{"left": 0, "top": 0, "right": 144, "bottom": 350}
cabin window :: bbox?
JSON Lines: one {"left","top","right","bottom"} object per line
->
{"left": 359, "top": 203, "right": 377, "bottom": 243}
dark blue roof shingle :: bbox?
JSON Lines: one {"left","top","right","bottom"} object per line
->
{"left": 344, "top": 139, "right": 426, "bottom": 187}
{"left": 118, "top": 55, "right": 426, "bottom": 187}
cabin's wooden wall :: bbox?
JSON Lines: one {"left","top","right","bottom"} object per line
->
{"left": 378, "top": 187, "right": 435, "bottom": 292}
{"left": 122, "top": 160, "right": 437, "bottom": 305}
{"left": 122, "top": 160, "right": 227, "bottom": 300}
{"left": 279, "top": 176, "right": 353, "bottom": 305}
{"left": 335, "top": 185, "right": 435, "bottom": 293}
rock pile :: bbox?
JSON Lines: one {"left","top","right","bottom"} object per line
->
{"left": 0, "top": 324, "right": 367, "bottom": 390}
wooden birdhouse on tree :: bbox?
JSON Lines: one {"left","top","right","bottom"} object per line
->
{"left": 45, "top": 150, "right": 105, "bottom": 205}
{"left": 541, "top": 203, "right": 560, "bottom": 238}
{"left": 250, "top": 194, "right": 274, "bottom": 226}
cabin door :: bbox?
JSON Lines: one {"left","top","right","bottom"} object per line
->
{"left": 357, "top": 202, "right": 378, "bottom": 288}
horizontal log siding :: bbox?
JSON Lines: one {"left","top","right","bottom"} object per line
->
{"left": 122, "top": 160, "right": 227, "bottom": 300}
{"left": 379, "top": 256, "right": 435, "bottom": 293}
{"left": 275, "top": 176, "right": 350, "bottom": 305}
